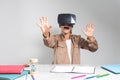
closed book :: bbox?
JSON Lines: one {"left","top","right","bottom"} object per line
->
{"left": 0, "top": 65, "right": 24, "bottom": 74}
{"left": 101, "top": 64, "right": 120, "bottom": 74}
{"left": 0, "top": 70, "right": 28, "bottom": 80}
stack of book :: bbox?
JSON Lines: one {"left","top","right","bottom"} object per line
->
{"left": 0, "top": 65, "right": 29, "bottom": 80}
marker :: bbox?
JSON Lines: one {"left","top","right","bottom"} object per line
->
{"left": 96, "top": 73, "right": 110, "bottom": 78}
{"left": 85, "top": 75, "right": 96, "bottom": 79}
{"left": 71, "top": 74, "right": 86, "bottom": 79}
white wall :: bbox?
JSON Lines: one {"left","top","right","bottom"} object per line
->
{"left": 0, "top": 0, "right": 120, "bottom": 65}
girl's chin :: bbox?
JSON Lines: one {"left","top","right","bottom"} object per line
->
{"left": 63, "top": 31, "right": 70, "bottom": 34}
{"left": 64, "top": 29, "right": 70, "bottom": 32}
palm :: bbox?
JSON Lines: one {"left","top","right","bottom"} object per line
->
{"left": 36, "top": 17, "right": 52, "bottom": 33}
{"left": 83, "top": 23, "right": 95, "bottom": 37}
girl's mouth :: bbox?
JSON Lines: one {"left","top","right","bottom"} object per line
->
{"left": 64, "top": 27, "right": 70, "bottom": 29}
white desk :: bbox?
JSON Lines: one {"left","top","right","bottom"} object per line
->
{"left": 25, "top": 64, "right": 120, "bottom": 80}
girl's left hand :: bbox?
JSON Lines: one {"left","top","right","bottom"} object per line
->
{"left": 83, "top": 23, "right": 95, "bottom": 37}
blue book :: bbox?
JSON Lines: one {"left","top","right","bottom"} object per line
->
{"left": 0, "top": 70, "right": 28, "bottom": 80}
{"left": 101, "top": 64, "right": 120, "bottom": 74}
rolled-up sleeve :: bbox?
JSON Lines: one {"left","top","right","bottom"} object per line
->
{"left": 80, "top": 36, "right": 98, "bottom": 52}
{"left": 43, "top": 35, "right": 57, "bottom": 48}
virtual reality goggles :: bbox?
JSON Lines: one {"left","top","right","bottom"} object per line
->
{"left": 58, "top": 13, "right": 76, "bottom": 26}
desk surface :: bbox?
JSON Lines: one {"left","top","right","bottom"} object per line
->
{"left": 26, "top": 64, "right": 120, "bottom": 80}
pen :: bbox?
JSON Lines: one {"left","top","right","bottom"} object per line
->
{"left": 71, "top": 74, "right": 86, "bottom": 79}
{"left": 96, "top": 73, "right": 110, "bottom": 78}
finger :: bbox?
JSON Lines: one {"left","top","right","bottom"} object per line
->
{"left": 36, "top": 23, "right": 44, "bottom": 32}
{"left": 91, "top": 23, "right": 95, "bottom": 30}
{"left": 86, "top": 23, "right": 91, "bottom": 30}
{"left": 44, "top": 17, "right": 50, "bottom": 28}
{"left": 44, "top": 17, "right": 48, "bottom": 24}
{"left": 82, "top": 29, "right": 87, "bottom": 36}
{"left": 90, "top": 23, "right": 95, "bottom": 32}
{"left": 42, "top": 16, "right": 48, "bottom": 24}
{"left": 46, "top": 25, "right": 52, "bottom": 32}
{"left": 89, "top": 23, "right": 93, "bottom": 30}
{"left": 40, "top": 17, "right": 44, "bottom": 25}
{"left": 44, "top": 17, "right": 47, "bottom": 23}
{"left": 87, "top": 23, "right": 94, "bottom": 30}
{"left": 42, "top": 16, "right": 45, "bottom": 24}
{"left": 36, "top": 23, "right": 42, "bottom": 29}
{"left": 36, "top": 23, "right": 41, "bottom": 28}
{"left": 88, "top": 23, "right": 95, "bottom": 32}
{"left": 42, "top": 16, "right": 46, "bottom": 24}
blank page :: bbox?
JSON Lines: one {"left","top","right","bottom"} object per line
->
{"left": 50, "top": 65, "right": 73, "bottom": 73}
{"left": 72, "top": 66, "right": 95, "bottom": 74}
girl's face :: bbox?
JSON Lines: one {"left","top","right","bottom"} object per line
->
{"left": 60, "top": 24, "right": 73, "bottom": 34}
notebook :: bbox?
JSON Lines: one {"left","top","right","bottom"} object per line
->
{"left": 101, "top": 64, "right": 120, "bottom": 74}
{"left": 0, "top": 65, "right": 24, "bottom": 74}
{"left": 50, "top": 65, "right": 95, "bottom": 74}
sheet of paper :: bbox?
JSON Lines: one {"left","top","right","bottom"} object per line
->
{"left": 50, "top": 65, "right": 74, "bottom": 73}
{"left": 72, "top": 66, "right": 95, "bottom": 74}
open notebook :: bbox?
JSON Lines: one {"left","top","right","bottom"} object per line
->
{"left": 50, "top": 65, "right": 95, "bottom": 74}
{"left": 0, "top": 65, "right": 24, "bottom": 74}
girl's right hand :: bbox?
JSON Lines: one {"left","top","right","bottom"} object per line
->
{"left": 36, "top": 16, "right": 52, "bottom": 33}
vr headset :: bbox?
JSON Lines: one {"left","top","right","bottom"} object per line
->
{"left": 58, "top": 13, "right": 76, "bottom": 27}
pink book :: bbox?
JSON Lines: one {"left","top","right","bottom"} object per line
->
{"left": 0, "top": 65, "right": 24, "bottom": 74}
